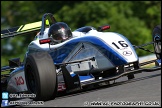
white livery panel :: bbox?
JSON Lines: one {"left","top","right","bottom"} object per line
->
{"left": 7, "top": 71, "right": 28, "bottom": 92}
{"left": 86, "top": 30, "right": 138, "bottom": 63}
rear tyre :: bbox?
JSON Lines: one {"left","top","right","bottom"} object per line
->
{"left": 25, "top": 52, "right": 57, "bottom": 101}
{"left": 153, "top": 25, "right": 161, "bottom": 59}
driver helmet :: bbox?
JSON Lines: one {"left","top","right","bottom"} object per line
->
{"left": 48, "top": 22, "right": 72, "bottom": 43}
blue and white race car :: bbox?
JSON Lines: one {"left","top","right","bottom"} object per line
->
{"left": 1, "top": 13, "right": 161, "bottom": 101}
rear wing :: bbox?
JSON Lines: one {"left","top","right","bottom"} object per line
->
{"left": 1, "top": 13, "right": 56, "bottom": 39}
{"left": 1, "top": 21, "right": 42, "bottom": 39}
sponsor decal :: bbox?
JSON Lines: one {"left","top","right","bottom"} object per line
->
{"left": 123, "top": 51, "right": 132, "bottom": 56}
{"left": 15, "top": 76, "right": 24, "bottom": 85}
{"left": 58, "top": 83, "right": 66, "bottom": 91}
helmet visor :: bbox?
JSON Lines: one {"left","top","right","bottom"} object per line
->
{"left": 52, "top": 29, "right": 72, "bottom": 41}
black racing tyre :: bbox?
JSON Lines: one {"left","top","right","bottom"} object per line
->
{"left": 152, "top": 25, "right": 161, "bottom": 59}
{"left": 24, "top": 52, "right": 57, "bottom": 101}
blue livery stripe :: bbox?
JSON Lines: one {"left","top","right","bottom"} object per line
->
{"left": 50, "top": 36, "right": 127, "bottom": 66}
{"left": 71, "top": 73, "right": 94, "bottom": 82}
{"left": 10, "top": 66, "right": 24, "bottom": 74}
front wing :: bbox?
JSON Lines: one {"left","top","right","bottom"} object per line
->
{"left": 59, "top": 58, "right": 161, "bottom": 93}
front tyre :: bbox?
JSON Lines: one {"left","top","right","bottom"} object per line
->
{"left": 153, "top": 25, "right": 161, "bottom": 59}
{"left": 25, "top": 52, "right": 57, "bottom": 101}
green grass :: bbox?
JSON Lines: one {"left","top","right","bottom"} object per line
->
{"left": 140, "top": 63, "right": 156, "bottom": 68}
{"left": 1, "top": 71, "right": 10, "bottom": 75}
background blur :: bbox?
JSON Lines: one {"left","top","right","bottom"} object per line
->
{"left": 1, "top": 1, "right": 161, "bottom": 66}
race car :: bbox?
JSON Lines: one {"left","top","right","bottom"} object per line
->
{"left": 1, "top": 13, "right": 161, "bottom": 101}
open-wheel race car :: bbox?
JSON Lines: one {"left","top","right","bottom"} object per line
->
{"left": 1, "top": 13, "right": 161, "bottom": 101}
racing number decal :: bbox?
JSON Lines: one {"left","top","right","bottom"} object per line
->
{"left": 15, "top": 76, "right": 24, "bottom": 85}
{"left": 112, "top": 41, "right": 128, "bottom": 49}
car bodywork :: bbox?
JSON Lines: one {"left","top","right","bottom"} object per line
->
{"left": 1, "top": 13, "right": 161, "bottom": 101}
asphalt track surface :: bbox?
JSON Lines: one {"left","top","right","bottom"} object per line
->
{"left": 13, "top": 69, "right": 161, "bottom": 107}
{"left": 2, "top": 70, "right": 161, "bottom": 107}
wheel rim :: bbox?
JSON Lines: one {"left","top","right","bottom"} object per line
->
{"left": 26, "top": 65, "right": 37, "bottom": 94}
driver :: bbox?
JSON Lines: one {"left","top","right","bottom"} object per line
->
{"left": 48, "top": 22, "right": 73, "bottom": 43}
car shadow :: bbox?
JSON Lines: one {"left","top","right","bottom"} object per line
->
{"left": 55, "top": 72, "right": 161, "bottom": 100}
